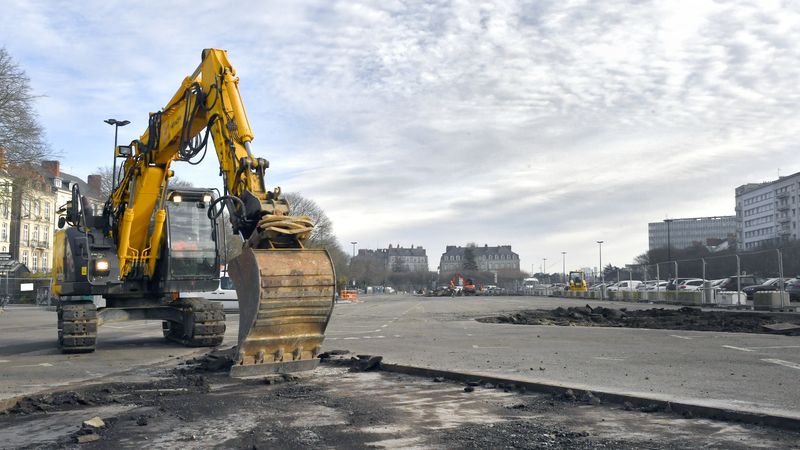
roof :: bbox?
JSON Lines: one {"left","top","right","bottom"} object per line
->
{"left": 37, "top": 167, "right": 104, "bottom": 201}
{"left": 442, "top": 245, "right": 518, "bottom": 257}
{"left": 735, "top": 170, "right": 800, "bottom": 196}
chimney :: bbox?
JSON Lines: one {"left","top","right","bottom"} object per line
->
{"left": 87, "top": 175, "right": 102, "bottom": 194}
{"left": 42, "top": 160, "right": 60, "bottom": 177}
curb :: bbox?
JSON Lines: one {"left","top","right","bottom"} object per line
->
{"left": 366, "top": 362, "right": 800, "bottom": 431}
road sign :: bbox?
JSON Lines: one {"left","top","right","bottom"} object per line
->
{"left": 20, "top": 283, "right": 34, "bottom": 292}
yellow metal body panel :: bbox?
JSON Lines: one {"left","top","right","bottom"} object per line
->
{"left": 51, "top": 230, "right": 67, "bottom": 296}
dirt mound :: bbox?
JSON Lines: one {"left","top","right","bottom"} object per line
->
{"left": 478, "top": 305, "right": 800, "bottom": 334}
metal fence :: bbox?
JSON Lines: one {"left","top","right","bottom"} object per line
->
{"left": 0, "top": 277, "right": 54, "bottom": 307}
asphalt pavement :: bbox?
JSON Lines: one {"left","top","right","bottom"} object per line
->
{"left": 326, "top": 294, "right": 800, "bottom": 420}
{"left": 1, "top": 295, "right": 799, "bottom": 421}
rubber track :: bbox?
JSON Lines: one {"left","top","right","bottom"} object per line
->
{"left": 163, "top": 298, "right": 226, "bottom": 347}
{"left": 58, "top": 301, "right": 98, "bottom": 353}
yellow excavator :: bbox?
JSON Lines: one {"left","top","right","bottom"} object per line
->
{"left": 51, "top": 49, "right": 335, "bottom": 377}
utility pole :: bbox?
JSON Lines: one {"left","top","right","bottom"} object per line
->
{"left": 350, "top": 241, "right": 358, "bottom": 258}
{"left": 561, "top": 251, "right": 566, "bottom": 285}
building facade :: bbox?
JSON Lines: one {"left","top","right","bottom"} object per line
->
{"left": 0, "top": 161, "right": 106, "bottom": 273}
{"left": 439, "top": 245, "right": 520, "bottom": 273}
{"left": 648, "top": 216, "right": 737, "bottom": 251}
{"left": 354, "top": 245, "right": 429, "bottom": 272}
{"left": 735, "top": 171, "right": 800, "bottom": 250}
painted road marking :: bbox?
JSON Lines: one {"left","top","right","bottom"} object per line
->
{"left": 0, "top": 359, "right": 10, "bottom": 363}
{"left": 722, "top": 345, "right": 755, "bottom": 352}
{"left": 343, "top": 337, "right": 360, "bottom": 340}
{"left": 472, "top": 345, "right": 509, "bottom": 349}
{"left": 670, "top": 335, "right": 693, "bottom": 340}
{"left": 12, "top": 362, "right": 54, "bottom": 368}
{"left": 762, "top": 359, "right": 800, "bottom": 370}
{"left": 593, "top": 357, "right": 627, "bottom": 361}
{"left": 749, "top": 345, "right": 800, "bottom": 350}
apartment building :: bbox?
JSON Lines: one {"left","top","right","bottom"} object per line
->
{"left": 735, "top": 171, "right": 800, "bottom": 250}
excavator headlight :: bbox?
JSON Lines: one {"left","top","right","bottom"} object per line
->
{"left": 171, "top": 194, "right": 182, "bottom": 203}
{"left": 95, "top": 260, "right": 110, "bottom": 273}
{"left": 202, "top": 194, "right": 212, "bottom": 203}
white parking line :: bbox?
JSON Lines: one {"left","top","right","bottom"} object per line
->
{"left": 749, "top": 345, "right": 800, "bottom": 350}
{"left": 762, "top": 359, "right": 800, "bottom": 370}
{"left": 669, "top": 335, "right": 693, "bottom": 340}
{"left": 722, "top": 345, "right": 755, "bottom": 352}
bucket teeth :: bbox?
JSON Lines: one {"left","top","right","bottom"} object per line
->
{"left": 228, "top": 247, "right": 335, "bottom": 378}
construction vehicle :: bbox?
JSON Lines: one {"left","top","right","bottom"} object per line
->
{"left": 567, "top": 271, "right": 588, "bottom": 292}
{"left": 448, "top": 273, "right": 476, "bottom": 296}
{"left": 51, "top": 49, "right": 335, "bottom": 377}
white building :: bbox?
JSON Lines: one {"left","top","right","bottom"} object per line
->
{"left": 648, "top": 216, "right": 737, "bottom": 251}
{"left": 736, "top": 171, "right": 800, "bottom": 250}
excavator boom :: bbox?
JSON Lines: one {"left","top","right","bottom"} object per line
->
{"left": 58, "top": 49, "right": 335, "bottom": 377}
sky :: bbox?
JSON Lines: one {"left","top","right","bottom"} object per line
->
{"left": 1, "top": 0, "right": 799, "bottom": 273}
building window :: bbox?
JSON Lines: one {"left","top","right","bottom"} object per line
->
{"left": 32, "top": 253, "right": 38, "bottom": 272}
{"left": 34, "top": 201, "right": 40, "bottom": 217}
{"left": 1, "top": 202, "right": 7, "bottom": 219}
{"left": 42, "top": 252, "right": 48, "bottom": 270}
{"left": 23, "top": 224, "right": 28, "bottom": 243}
{"left": 1, "top": 223, "right": 6, "bottom": 242}
{"left": 44, "top": 202, "right": 50, "bottom": 219}
{"left": 33, "top": 226, "right": 39, "bottom": 243}
{"left": 22, "top": 251, "right": 28, "bottom": 266}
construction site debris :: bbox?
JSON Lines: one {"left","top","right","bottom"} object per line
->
{"left": 479, "top": 305, "right": 800, "bottom": 334}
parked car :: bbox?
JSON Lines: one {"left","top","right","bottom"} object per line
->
{"left": 638, "top": 280, "right": 666, "bottom": 291}
{"left": 666, "top": 278, "right": 692, "bottom": 291}
{"left": 786, "top": 278, "right": 800, "bottom": 302}
{"left": 714, "top": 275, "right": 763, "bottom": 292}
{"left": 645, "top": 281, "right": 669, "bottom": 291}
{"left": 676, "top": 279, "right": 705, "bottom": 291}
{"left": 181, "top": 271, "right": 238, "bottom": 312}
{"left": 743, "top": 278, "right": 784, "bottom": 300}
{"left": 607, "top": 280, "right": 642, "bottom": 292}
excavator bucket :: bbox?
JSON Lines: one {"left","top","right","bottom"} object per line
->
{"left": 227, "top": 247, "right": 336, "bottom": 378}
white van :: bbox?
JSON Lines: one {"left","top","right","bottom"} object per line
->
{"left": 607, "top": 280, "right": 642, "bottom": 292}
{"left": 181, "top": 271, "right": 238, "bottom": 313}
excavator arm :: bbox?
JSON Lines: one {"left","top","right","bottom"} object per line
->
{"left": 109, "top": 49, "right": 335, "bottom": 376}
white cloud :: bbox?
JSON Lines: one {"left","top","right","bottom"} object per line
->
{"left": 1, "top": 0, "right": 799, "bottom": 271}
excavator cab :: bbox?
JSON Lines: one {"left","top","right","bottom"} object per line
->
{"left": 160, "top": 189, "right": 219, "bottom": 293}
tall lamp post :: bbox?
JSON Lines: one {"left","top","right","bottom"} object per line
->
{"left": 104, "top": 118, "right": 130, "bottom": 189}
{"left": 597, "top": 241, "right": 604, "bottom": 300}
{"left": 542, "top": 258, "right": 547, "bottom": 283}
{"left": 350, "top": 241, "right": 358, "bottom": 258}
{"left": 561, "top": 251, "right": 566, "bottom": 285}
{"left": 664, "top": 219, "right": 673, "bottom": 279}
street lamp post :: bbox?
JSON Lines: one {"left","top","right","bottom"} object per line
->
{"left": 542, "top": 258, "right": 547, "bottom": 283}
{"left": 104, "top": 119, "right": 130, "bottom": 189}
{"left": 350, "top": 241, "right": 358, "bottom": 258}
{"left": 561, "top": 251, "right": 566, "bottom": 285}
{"left": 597, "top": 241, "right": 604, "bottom": 300}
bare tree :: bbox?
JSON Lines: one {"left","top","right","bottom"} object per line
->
{"left": 0, "top": 48, "right": 53, "bottom": 171}
{"left": 283, "top": 192, "right": 349, "bottom": 285}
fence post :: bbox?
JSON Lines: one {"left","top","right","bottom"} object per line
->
{"left": 674, "top": 261, "right": 678, "bottom": 283}
{"left": 736, "top": 254, "right": 741, "bottom": 306}
{"left": 701, "top": 258, "right": 707, "bottom": 304}
{"left": 778, "top": 249, "right": 785, "bottom": 308}
{"left": 656, "top": 264, "right": 660, "bottom": 301}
